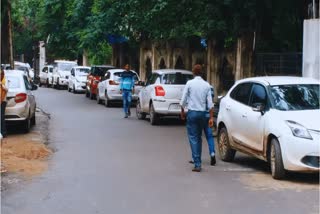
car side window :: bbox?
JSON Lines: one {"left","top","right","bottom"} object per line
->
{"left": 49, "top": 67, "right": 53, "bottom": 73}
{"left": 230, "top": 83, "right": 252, "bottom": 105}
{"left": 146, "top": 74, "right": 158, "bottom": 86}
{"left": 43, "top": 67, "right": 48, "bottom": 73}
{"left": 23, "top": 76, "right": 32, "bottom": 90}
{"left": 250, "top": 84, "right": 268, "bottom": 107}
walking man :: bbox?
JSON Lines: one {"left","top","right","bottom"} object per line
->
{"left": 1, "top": 69, "right": 8, "bottom": 138}
{"left": 120, "top": 64, "right": 135, "bottom": 118}
{"left": 180, "top": 64, "right": 214, "bottom": 172}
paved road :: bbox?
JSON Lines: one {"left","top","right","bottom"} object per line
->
{"left": 2, "top": 87, "right": 319, "bottom": 214}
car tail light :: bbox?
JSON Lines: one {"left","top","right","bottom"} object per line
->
{"left": 155, "top": 86, "right": 165, "bottom": 96}
{"left": 15, "top": 93, "right": 27, "bottom": 103}
{"left": 109, "top": 80, "right": 119, "bottom": 85}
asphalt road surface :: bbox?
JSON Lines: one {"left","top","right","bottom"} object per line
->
{"left": 2, "top": 87, "right": 319, "bottom": 214}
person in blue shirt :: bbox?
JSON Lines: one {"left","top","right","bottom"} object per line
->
{"left": 180, "top": 64, "right": 214, "bottom": 172}
{"left": 120, "top": 64, "right": 135, "bottom": 118}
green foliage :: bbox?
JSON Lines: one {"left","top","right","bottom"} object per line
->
{"left": 87, "top": 42, "right": 112, "bottom": 65}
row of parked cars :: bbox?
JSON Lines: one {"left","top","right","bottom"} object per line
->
{"left": 38, "top": 60, "right": 320, "bottom": 180}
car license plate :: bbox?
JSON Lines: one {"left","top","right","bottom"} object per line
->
{"left": 170, "top": 104, "right": 180, "bottom": 110}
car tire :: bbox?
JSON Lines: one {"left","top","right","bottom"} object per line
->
{"left": 149, "top": 103, "right": 159, "bottom": 125}
{"left": 90, "top": 91, "right": 95, "bottom": 100}
{"left": 73, "top": 85, "right": 76, "bottom": 94}
{"left": 39, "top": 82, "right": 42, "bottom": 87}
{"left": 85, "top": 89, "right": 89, "bottom": 97}
{"left": 96, "top": 89, "right": 102, "bottom": 104}
{"left": 31, "top": 113, "right": 36, "bottom": 126}
{"left": 104, "top": 91, "right": 111, "bottom": 107}
{"left": 46, "top": 79, "right": 50, "bottom": 87}
{"left": 218, "top": 127, "right": 236, "bottom": 162}
{"left": 270, "top": 138, "right": 286, "bottom": 180}
{"left": 68, "top": 87, "right": 71, "bottom": 92}
{"left": 23, "top": 117, "right": 31, "bottom": 133}
{"left": 56, "top": 78, "right": 60, "bottom": 90}
{"left": 136, "top": 100, "right": 146, "bottom": 120}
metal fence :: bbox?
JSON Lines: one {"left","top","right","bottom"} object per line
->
{"left": 255, "top": 52, "right": 302, "bottom": 76}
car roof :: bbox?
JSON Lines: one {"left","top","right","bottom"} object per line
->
{"left": 152, "top": 69, "right": 192, "bottom": 75}
{"left": 236, "top": 76, "right": 320, "bottom": 86}
{"left": 108, "top": 69, "right": 137, "bottom": 73}
{"left": 91, "top": 65, "right": 115, "bottom": 68}
{"left": 4, "top": 69, "right": 27, "bottom": 76}
{"left": 73, "top": 66, "right": 90, "bottom": 69}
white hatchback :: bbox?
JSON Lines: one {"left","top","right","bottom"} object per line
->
{"left": 136, "top": 69, "right": 193, "bottom": 125}
{"left": 68, "top": 66, "right": 90, "bottom": 93}
{"left": 217, "top": 76, "right": 320, "bottom": 179}
{"left": 96, "top": 69, "right": 142, "bottom": 106}
{"left": 4, "top": 70, "right": 38, "bottom": 133}
{"left": 39, "top": 65, "right": 53, "bottom": 87}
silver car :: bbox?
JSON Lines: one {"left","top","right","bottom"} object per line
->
{"left": 4, "top": 70, "right": 37, "bottom": 133}
{"left": 136, "top": 69, "right": 193, "bottom": 125}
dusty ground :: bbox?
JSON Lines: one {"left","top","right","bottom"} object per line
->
{"left": 1, "top": 110, "right": 52, "bottom": 189}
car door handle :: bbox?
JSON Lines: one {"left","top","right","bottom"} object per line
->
{"left": 226, "top": 105, "right": 231, "bottom": 111}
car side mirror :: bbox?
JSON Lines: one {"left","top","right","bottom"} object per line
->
{"left": 139, "top": 81, "right": 145, "bottom": 86}
{"left": 252, "top": 103, "right": 265, "bottom": 115}
{"left": 31, "top": 84, "right": 38, "bottom": 91}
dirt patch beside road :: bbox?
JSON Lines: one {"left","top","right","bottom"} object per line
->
{"left": 1, "top": 110, "right": 52, "bottom": 178}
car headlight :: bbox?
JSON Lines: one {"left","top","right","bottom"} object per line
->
{"left": 286, "top": 120, "right": 313, "bottom": 140}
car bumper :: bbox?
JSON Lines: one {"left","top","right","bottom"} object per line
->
{"left": 280, "top": 132, "right": 320, "bottom": 172}
{"left": 5, "top": 103, "right": 29, "bottom": 121}
{"left": 58, "top": 78, "right": 68, "bottom": 86}
{"left": 152, "top": 98, "right": 182, "bottom": 115}
{"left": 74, "top": 82, "right": 86, "bottom": 91}
{"left": 107, "top": 89, "right": 139, "bottom": 101}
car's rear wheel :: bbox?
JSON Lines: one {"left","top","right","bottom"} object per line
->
{"left": 136, "top": 100, "right": 146, "bottom": 120}
{"left": 218, "top": 127, "right": 236, "bottom": 162}
{"left": 149, "top": 103, "right": 159, "bottom": 125}
{"left": 56, "top": 78, "right": 60, "bottom": 89}
{"left": 23, "top": 117, "right": 31, "bottom": 133}
{"left": 104, "top": 91, "right": 111, "bottom": 107}
{"left": 270, "top": 138, "right": 286, "bottom": 180}
{"left": 96, "top": 89, "right": 102, "bottom": 104}
{"left": 31, "top": 113, "right": 36, "bottom": 126}
{"left": 90, "top": 90, "right": 95, "bottom": 100}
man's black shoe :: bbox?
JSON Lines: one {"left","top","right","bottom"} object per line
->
{"left": 192, "top": 167, "right": 201, "bottom": 172}
{"left": 210, "top": 155, "right": 216, "bottom": 166}
{"left": 124, "top": 114, "right": 128, "bottom": 118}
{"left": 189, "top": 160, "right": 194, "bottom": 164}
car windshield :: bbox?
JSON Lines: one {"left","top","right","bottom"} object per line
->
{"left": 161, "top": 73, "right": 193, "bottom": 85}
{"left": 270, "top": 84, "right": 320, "bottom": 111}
{"left": 58, "top": 63, "right": 77, "bottom": 71}
{"left": 114, "top": 72, "right": 139, "bottom": 82}
{"left": 76, "top": 68, "right": 90, "bottom": 75}
{"left": 6, "top": 76, "right": 21, "bottom": 89}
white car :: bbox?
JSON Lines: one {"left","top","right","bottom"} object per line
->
{"left": 136, "top": 69, "right": 193, "bottom": 125}
{"left": 14, "top": 61, "right": 34, "bottom": 80}
{"left": 96, "top": 69, "right": 142, "bottom": 106}
{"left": 68, "top": 66, "right": 91, "bottom": 93}
{"left": 52, "top": 60, "right": 78, "bottom": 89}
{"left": 217, "top": 76, "right": 320, "bottom": 179}
{"left": 4, "top": 70, "right": 38, "bottom": 133}
{"left": 39, "top": 65, "right": 53, "bottom": 87}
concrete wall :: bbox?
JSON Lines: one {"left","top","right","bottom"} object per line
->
{"left": 303, "top": 19, "right": 320, "bottom": 80}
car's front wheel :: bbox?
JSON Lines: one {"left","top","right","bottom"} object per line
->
{"left": 218, "top": 127, "right": 236, "bottom": 162}
{"left": 73, "top": 85, "right": 76, "bottom": 94}
{"left": 149, "top": 103, "right": 159, "bottom": 125}
{"left": 270, "top": 138, "right": 286, "bottom": 180}
{"left": 136, "top": 100, "right": 146, "bottom": 120}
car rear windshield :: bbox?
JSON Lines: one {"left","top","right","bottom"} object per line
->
{"left": 76, "top": 68, "right": 90, "bottom": 75}
{"left": 161, "top": 73, "right": 193, "bottom": 85}
{"left": 92, "top": 67, "right": 112, "bottom": 76}
{"left": 114, "top": 72, "right": 139, "bottom": 82}
{"left": 6, "top": 76, "right": 21, "bottom": 89}
{"left": 56, "top": 63, "right": 77, "bottom": 71}
{"left": 270, "top": 84, "right": 320, "bottom": 111}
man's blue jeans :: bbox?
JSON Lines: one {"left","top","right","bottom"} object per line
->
{"left": 204, "top": 114, "right": 215, "bottom": 156}
{"left": 122, "top": 89, "right": 132, "bottom": 114}
{"left": 186, "top": 110, "right": 207, "bottom": 168}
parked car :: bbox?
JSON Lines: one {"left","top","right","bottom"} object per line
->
{"left": 39, "top": 65, "right": 53, "bottom": 87}
{"left": 217, "top": 76, "right": 320, "bottom": 179}
{"left": 14, "top": 61, "right": 34, "bottom": 80}
{"left": 96, "top": 69, "right": 142, "bottom": 106}
{"left": 52, "top": 60, "right": 78, "bottom": 89}
{"left": 68, "top": 66, "right": 91, "bottom": 93}
{"left": 136, "top": 69, "right": 193, "bottom": 125}
{"left": 4, "top": 70, "right": 38, "bottom": 133}
{"left": 85, "top": 65, "right": 115, "bottom": 99}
